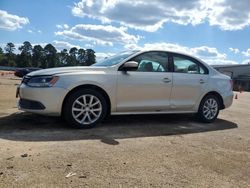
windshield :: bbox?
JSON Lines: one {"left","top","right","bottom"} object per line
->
{"left": 92, "top": 51, "right": 139, "bottom": 67}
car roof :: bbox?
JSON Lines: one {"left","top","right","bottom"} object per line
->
{"left": 137, "top": 49, "right": 206, "bottom": 63}
{"left": 134, "top": 49, "right": 212, "bottom": 71}
{"left": 138, "top": 49, "right": 195, "bottom": 58}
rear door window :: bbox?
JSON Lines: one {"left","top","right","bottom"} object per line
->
{"left": 173, "top": 55, "right": 207, "bottom": 74}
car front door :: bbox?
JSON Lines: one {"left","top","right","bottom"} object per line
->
{"left": 116, "top": 51, "right": 173, "bottom": 112}
{"left": 170, "top": 53, "right": 209, "bottom": 111}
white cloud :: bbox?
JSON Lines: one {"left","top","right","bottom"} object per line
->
{"left": 72, "top": 0, "right": 206, "bottom": 32}
{"left": 55, "top": 24, "right": 140, "bottom": 46}
{"left": 52, "top": 40, "right": 81, "bottom": 51}
{"left": 207, "top": 0, "right": 250, "bottom": 31}
{"left": 56, "top": 24, "right": 70, "bottom": 29}
{"left": 205, "top": 59, "right": 237, "bottom": 65}
{"left": 95, "top": 52, "right": 115, "bottom": 61}
{"left": 192, "top": 46, "right": 227, "bottom": 59}
{"left": 72, "top": 0, "right": 250, "bottom": 31}
{"left": 27, "top": 29, "right": 33, "bottom": 33}
{"left": 125, "top": 42, "right": 236, "bottom": 65}
{"left": 84, "top": 43, "right": 94, "bottom": 48}
{"left": 0, "top": 9, "right": 29, "bottom": 31}
{"left": 242, "top": 59, "right": 250, "bottom": 64}
{"left": 63, "top": 24, "right": 69, "bottom": 29}
{"left": 242, "top": 49, "right": 250, "bottom": 57}
{"left": 229, "top": 47, "right": 239, "bottom": 54}
{"left": 27, "top": 29, "right": 42, "bottom": 34}
{"left": 124, "top": 43, "right": 141, "bottom": 50}
{"left": 56, "top": 24, "right": 63, "bottom": 29}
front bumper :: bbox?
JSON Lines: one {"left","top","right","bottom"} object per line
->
{"left": 18, "top": 83, "right": 68, "bottom": 116}
{"left": 19, "top": 98, "right": 46, "bottom": 110}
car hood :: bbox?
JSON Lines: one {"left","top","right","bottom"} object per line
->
{"left": 27, "top": 66, "right": 109, "bottom": 76}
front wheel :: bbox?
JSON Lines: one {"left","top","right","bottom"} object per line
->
{"left": 63, "top": 89, "right": 107, "bottom": 128}
{"left": 197, "top": 95, "right": 220, "bottom": 123}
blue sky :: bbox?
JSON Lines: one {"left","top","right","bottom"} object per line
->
{"left": 0, "top": 0, "right": 250, "bottom": 64}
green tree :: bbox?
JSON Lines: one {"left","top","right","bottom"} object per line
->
{"left": 68, "top": 47, "right": 78, "bottom": 66}
{"left": 19, "top": 41, "right": 32, "bottom": 56}
{"left": 4, "top": 43, "right": 16, "bottom": 66}
{"left": 58, "top": 49, "right": 68, "bottom": 66}
{"left": 44, "top": 44, "right": 58, "bottom": 68}
{"left": 32, "top": 45, "right": 44, "bottom": 67}
{"left": 77, "top": 48, "right": 86, "bottom": 65}
{"left": 0, "top": 42, "right": 96, "bottom": 68}
{"left": 4, "top": 42, "right": 15, "bottom": 55}
{"left": 0, "top": 47, "right": 3, "bottom": 61}
{"left": 85, "top": 49, "right": 96, "bottom": 66}
{"left": 0, "top": 47, "right": 8, "bottom": 66}
{"left": 17, "top": 41, "right": 33, "bottom": 67}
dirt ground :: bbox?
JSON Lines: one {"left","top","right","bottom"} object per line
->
{"left": 0, "top": 73, "right": 249, "bottom": 188}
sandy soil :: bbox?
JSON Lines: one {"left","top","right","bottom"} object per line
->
{"left": 0, "top": 75, "right": 249, "bottom": 188}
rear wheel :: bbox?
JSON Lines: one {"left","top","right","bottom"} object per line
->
{"left": 63, "top": 89, "right": 107, "bottom": 128}
{"left": 197, "top": 95, "right": 220, "bottom": 123}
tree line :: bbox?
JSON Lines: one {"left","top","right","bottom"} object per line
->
{"left": 0, "top": 41, "right": 96, "bottom": 68}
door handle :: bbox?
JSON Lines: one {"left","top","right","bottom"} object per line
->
{"left": 199, "top": 79, "right": 205, "bottom": 84}
{"left": 162, "top": 78, "right": 171, "bottom": 83}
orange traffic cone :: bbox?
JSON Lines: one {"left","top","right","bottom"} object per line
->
{"left": 235, "top": 94, "right": 238, "bottom": 99}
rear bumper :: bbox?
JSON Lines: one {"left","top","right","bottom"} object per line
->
{"left": 222, "top": 91, "right": 234, "bottom": 109}
{"left": 18, "top": 83, "right": 68, "bottom": 116}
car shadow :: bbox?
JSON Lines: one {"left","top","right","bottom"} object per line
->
{"left": 0, "top": 112, "right": 237, "bottom": 145}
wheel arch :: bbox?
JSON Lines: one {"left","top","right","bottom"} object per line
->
{"left": 200, "top": 91, "right": 225, "bottom": 110}
{"left": 61, "top": 84, "right": 111, "bottom": 116}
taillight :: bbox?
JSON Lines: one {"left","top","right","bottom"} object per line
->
{"left": 230, "top": 79, "right": 233, "bottom": 90}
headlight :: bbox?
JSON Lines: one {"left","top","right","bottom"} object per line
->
{"left": 27, "top": 76, "right": 59, "bottom": 87}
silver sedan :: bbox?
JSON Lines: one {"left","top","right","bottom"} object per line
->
{"left": 17, "top": 50, "right": 234, "bottom": 128}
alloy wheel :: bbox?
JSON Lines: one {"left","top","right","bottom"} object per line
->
{"left": 202, "top": 98, "right": 218, "bottom": 120}
{"left": 72, "top": 94, "right": 102, "bottom": 124}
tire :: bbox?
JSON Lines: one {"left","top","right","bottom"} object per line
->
{"left": 63, "top": 89, "right": 107, "bottom": 128}
{"left": 197, "top": 95, "right": 220, "bottom": 123}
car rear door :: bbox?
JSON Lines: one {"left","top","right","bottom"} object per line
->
{"left": 170, "top": 53, "right": 209, "bottom": 111}
{"left": 116, "top": 51, "right": 173, "bottom": 112}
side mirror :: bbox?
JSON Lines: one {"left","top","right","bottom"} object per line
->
{"left": 120, "top": 61, "right": 138, "bottom": 72}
